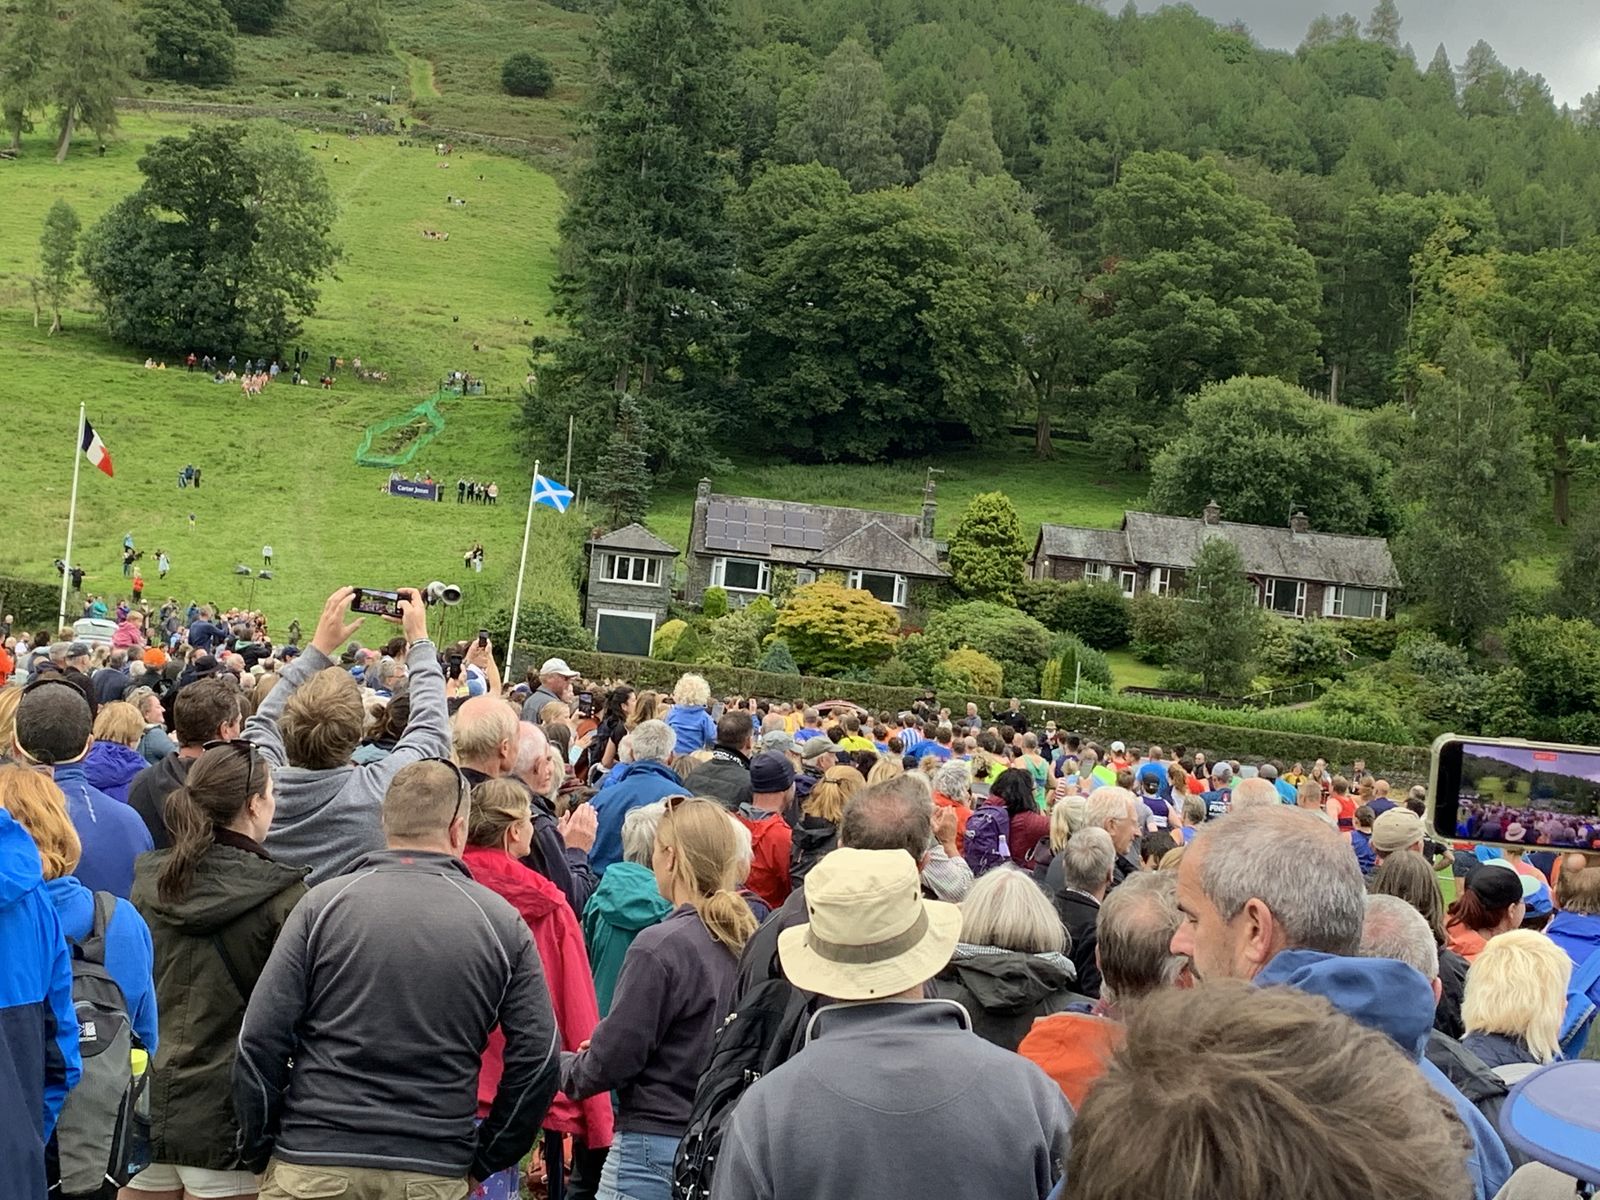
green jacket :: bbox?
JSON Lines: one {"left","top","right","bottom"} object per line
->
{"left": 132, "top": 836, "right": 307, "bottom": 1169}
{"left": 582, "top": 861, "right": 672, "bottom": 1016}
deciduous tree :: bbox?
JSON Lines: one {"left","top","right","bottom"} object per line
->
{"left": 51, "top": 0, "right": 138, "bottom": 162}
{"left": 772, "top": 581, "right": 900, "bottom": 676}
{"left": 310, "top": 0, "right": 386, "bottom": 53}
{"left": 1, "top": 0, "right": 56, "bottom": 152}
{"left": 37, "top": 199, "right": 80, "bottom": 334}
{"left": 1148, "top": 376, "right": 1396, "bottom": 535}
{"left": 931, "top": 92, "right": 1005, "bottom": 178}
{"left": 81, "top": 122, "right": 339, "bottom": 354}
{"left": 138, "top": 0, "right": 237, "bottom": 85}
{"left": 776, "top": 39, "right": 903, "bottom": 191}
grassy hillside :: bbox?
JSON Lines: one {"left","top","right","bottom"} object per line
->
{"left": 0, "top": 113, "right": 582, "bottom": 638}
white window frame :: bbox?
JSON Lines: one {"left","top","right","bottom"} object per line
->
{"left": 1118, "top": 569, "right": 1137, "bottom": 598}
{"left": 1082, "top": 561, "right": 1114, "bottom": 583}
{"left": 1262, "top": 577, "right": 1307, "bottom": 619}
{"left": 711, "top": 556, "right": 771, "bottom": 594}
{"left": 847, "top": 569, "right": 908, "bottom": 607}
{"left": 599, "top": 553, "right": 662, "bottom": 587}
{"left": 1150, "top": 566, "right": 1171, "bottom": 597}
{"left": 594, "top": 607, "right": 657, "bottom": 655}
{"left": 1324, "top": 585, "right": 1386, "bottom": 620}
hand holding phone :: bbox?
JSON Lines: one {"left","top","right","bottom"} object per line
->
{"left": 1431, "top": 734, "right": 1600, "bottom": 851}
{"left": 350, "top": 588, "right": 402, "bottom": 619}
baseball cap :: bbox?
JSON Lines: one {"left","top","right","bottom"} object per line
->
{"left": 1371, "top": 808, "right": 1426, "bottom": 855}
{"left": 66, "top": 641, "right": 89, "bottom": 657}
{"left": 1110, "top": 740, "right": 1126, "bottom": 753}
{"left": 750, "top": 752, "right": 795, "bottom": 793}
{"left": 539, "top": 657, "right": 580, "bottom": 678}
{"left": 802, "top": 737, "right": 839, "bottom": 762}
{"left": 1465, "top": 863, "right": 1525, "bottom": 910}
{"left": 759, "top": 728, "right": 796, "bottom": 754}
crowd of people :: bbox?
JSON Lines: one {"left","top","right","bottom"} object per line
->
{"left": 2, "top": 586, "right": 1598, "bottom": 1200}
{"left": 1458, "top": 799, "right": 1600, "bottom": 850}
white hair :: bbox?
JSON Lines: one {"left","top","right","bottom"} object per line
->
{"left": 512, "top": 720, "right": 548, "bottom": 777}
{"left": 1085, "top": 786, "right": 1137, "bottom": 830}
{"left": 622, "top": 801, "right": 667, "bottom": 865}
{"left": 1462, "top": 929, "right": 1573, "bottom": 1064}
{"left": 959, "top": 865, "right": 1065, "bottom": 954}
{"left": 672, "top": 672, "right": 710, "bottom": 706}
{"left": 729, "top": 814, "right": 753, "bottom": 884}
{"left": 628, "top": 719, "right": 674, "bottom": 764}
{"left": 933, "top": 761, "right": 972, "bottom": 798}
{"left": 1061, "top": 826, "right": 1116, "bottom": 893}
{"left": 1360, "top": 893, "right": 1439, "bottom": 981}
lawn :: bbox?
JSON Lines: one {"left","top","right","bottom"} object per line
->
{"left": 0, "top": 0, "right": 592, "bottom": 148}
{"left": 647, "top": 444, "right": 1150, "bottom": 560}
{"left": 1103, "top": 648, "right": 1165, "bottom": 691}
{"left": 0, "top": 113, "right": 584, "bottom": 638}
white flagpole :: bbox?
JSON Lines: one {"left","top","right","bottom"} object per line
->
{"left": 503, "top": 460, "right": 540, "bottom": 681}
{"left": 57, "top": 403, "right": 85, "bottom": 633}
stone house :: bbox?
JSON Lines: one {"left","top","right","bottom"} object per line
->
{"left": 685, "top": 479, "right": 948, "bottom": 614}
{"left": 583, "top": 523, "right": 678, "bottom": 655}
{"left": 1030, "top": 503, "right": 1400, "bottom": 620}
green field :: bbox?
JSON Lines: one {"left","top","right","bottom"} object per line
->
{"left": 0, "top": 113, "right": 582, "bottom": 639}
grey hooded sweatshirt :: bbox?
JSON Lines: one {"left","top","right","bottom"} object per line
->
{"left": 244, "top": 640, "right": 450, "bottom": 884}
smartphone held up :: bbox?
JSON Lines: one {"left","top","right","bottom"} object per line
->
{"left": 1429, "top": 734, "right": 1600, "bottom": 853}
{"left": 350, "top": 588, "right": 403, "bottom": 619}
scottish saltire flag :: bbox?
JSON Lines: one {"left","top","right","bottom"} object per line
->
{"left": 532, "top": 472, "right": 574, "bottom": 513}
{"left": 81, "top": 418, "right": 114, "bottom": 477}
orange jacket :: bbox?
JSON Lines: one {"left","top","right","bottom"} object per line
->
{"left": 933, "top": 793, "right": 973, "bottom": 853}
{"left": 1017, "top": 1011, "right": 1124, "bottom": 1112}
{"left": 734, "top": 809, "right": 793, "bottom": 910}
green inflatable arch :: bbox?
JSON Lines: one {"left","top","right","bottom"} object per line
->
{"left": 355, "top": 389, "right": 453, "bottom": 468}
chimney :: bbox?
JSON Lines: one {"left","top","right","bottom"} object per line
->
{"left": 1290, "top": 511, "right": 1310, "bottom": 534}
{"left": 1203, "top": 500, "right": 1221, "bottom": 526}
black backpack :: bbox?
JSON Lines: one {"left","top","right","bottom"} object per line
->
{"left": 672, "top": 975, "right": 813, "bottom": 1200}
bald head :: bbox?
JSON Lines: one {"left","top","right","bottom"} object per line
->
{"left": 451, "top": 694, "right": 520, "bottom": 776}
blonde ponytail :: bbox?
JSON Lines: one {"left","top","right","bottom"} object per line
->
{"left": 693, "top": 888, "right": 758, "bottom": 955}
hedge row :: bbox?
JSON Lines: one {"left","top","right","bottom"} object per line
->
{"left": 0, "top": 577, "right": 62, "bottom": 629}
{"left": 513, "top": 642, "right": 1432, "bottom": 779}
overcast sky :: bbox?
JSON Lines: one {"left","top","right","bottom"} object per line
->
{"left": 1136, "top": 0, "right": 1600, "bottom": 106}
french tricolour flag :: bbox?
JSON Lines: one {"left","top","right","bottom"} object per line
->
{"left": 81, "top": 418, "right": 114, "bottom": 477}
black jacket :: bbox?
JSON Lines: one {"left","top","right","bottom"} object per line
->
{"left": 1436, "top": 945, "right": 1468, "bottom": 1039}
{"left": 92, "top": 666, "right": 132, "bottom": 706}
{"left": 127, "top": 751, "right": 193, "bottom": 849}
{"left": 1046, "top": 864, "right": 1103, "bottom": 999}
{"left": 132, "top": 833, "right": 307, "bottom": 1169}
{"left": 234, "top": 849, "right": 560, "bottom": 1180}
{"left": 788, "top": 813, "right": 837, "bottom": 886}
{"left": 929, "top": 946, "right": 1088, "bottom": 1052}
{"left": 681, "top": 747, "right": 752, "bottom": 810}
{"left": 1424, "top": 1030, "right": 1524, "bottom": 1166}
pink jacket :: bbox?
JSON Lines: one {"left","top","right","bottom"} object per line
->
{"left": 110, "top": 621, "right": 147, "bottom": 650}
{"left": 463, "top": 845, "right": 614, "bottom": 1149}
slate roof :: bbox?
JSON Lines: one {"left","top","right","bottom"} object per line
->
{"left": 587, "top": 523, "right": 678, "bottom": 555}
{"left": 1033, "top": 524, "right": 1136, "bottom": 566}
{"left": 694, "top": 494, "right": 947, "bottom": 578}
{"left": 1035, "top": 511, "right": 1401, "bottom": 589}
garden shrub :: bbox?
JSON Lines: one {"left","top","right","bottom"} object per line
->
{"left": 935, "top": 648, "right": 1004, "bottom": 696}
{"left": 501, "top": 50, "right": 555, "bottom": 97}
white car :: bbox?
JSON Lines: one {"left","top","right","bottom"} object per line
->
{"left": 73, "top": 618, "right": 118, "bottom": 647}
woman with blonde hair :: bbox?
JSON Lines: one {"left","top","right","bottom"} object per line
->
{"left": 866, "top": 756, "right": 905, "bottom": 786}
{"left": 1461, "top": 929, "right": 1573, "bottom": 1074}
{"left": 85, "top": 699, "right": 150, "bottom": 802}
{"left": 463, "top": 779, "right": 611, "bottom": 1198}
{"left": 0, "top": 685, "right": 22, "bottom": 759}
{"left": 0, "top": 763, "right": 158, "bottom": 1054}
{"left": 930, "top": 865, "right": 1085, "bottom": 1050}
{"left": 791, "top": 764, "right": 866, "bottom": 883}
{"left": 628, "top": 690, "right": 660, "bottom": 730}
{"left": 561, "top": 797, "right": 755, "bottom": 1200}
{"left": 664, "top": 673, "right": 716, "bottom": 755}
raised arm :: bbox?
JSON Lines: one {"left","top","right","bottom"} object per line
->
{"left": 245, "top": 587, "right": 366, "bottom": 767}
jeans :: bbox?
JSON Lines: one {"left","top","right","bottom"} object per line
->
{"left": 596, "top": 1132, "right": 677, "bottom": 1200}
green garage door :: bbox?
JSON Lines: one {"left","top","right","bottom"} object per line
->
{"left": 596, "top": 610, "right": 655, "bottom": 656}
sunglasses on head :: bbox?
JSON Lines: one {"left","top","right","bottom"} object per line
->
{"left": 419, "top": 756, "right": 472, "bottom": 827}
{"left": 204, "top": 738, "right": 263, "bottom": 810}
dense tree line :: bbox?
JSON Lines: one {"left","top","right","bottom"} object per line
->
{"left": 526, "top": 0, "right": 1600, "bottom": 548}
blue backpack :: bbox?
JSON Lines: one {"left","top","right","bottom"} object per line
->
{"left": 963, "top": 804, "right": 1011, "bottom": 876}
